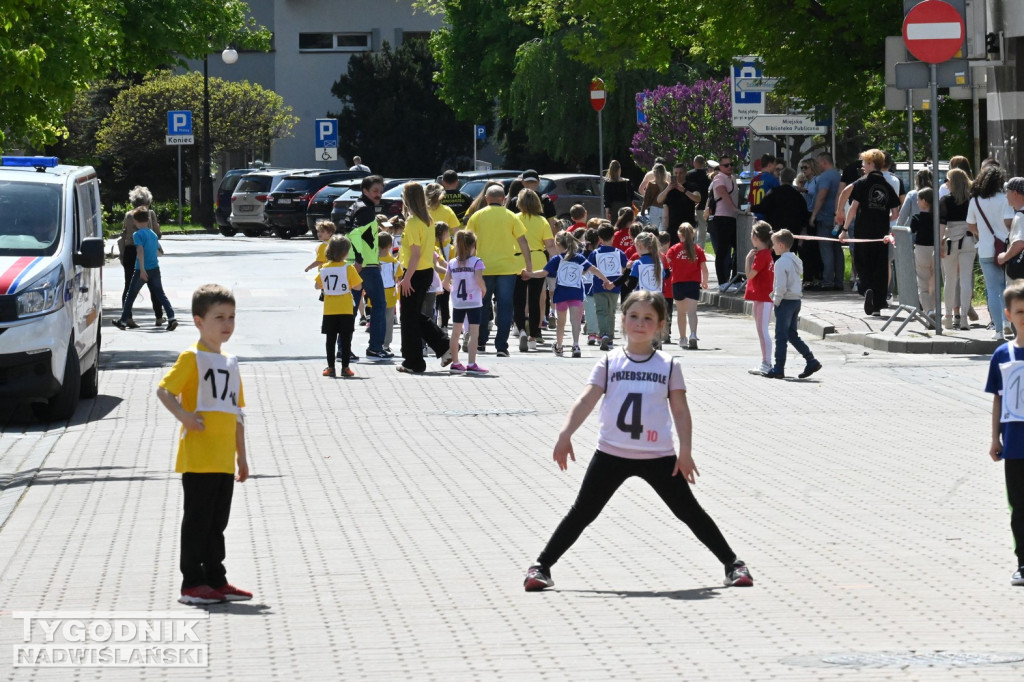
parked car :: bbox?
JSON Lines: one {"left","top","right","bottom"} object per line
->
{"left": 535, "top": 173, "right": 603, "bottom": 220}
{"left": 215, "top": 165, "right": 283, "bottom": 235}
{"left": 228, "top": 170, "right": 294, "bottom": 237}
{"left": 458, "top": 177, "right": 518, "bottom": 204}
{"left": 264, "top": 169, "right": 369, "bottom": 239}
{"left": 377, "top": 179, "right": 432, "bottom": 220}
{"left": 306, "top": 181, "right": 361, "bottom": 233}
{"left": 893, "top": 161, "right": 948, "bottom": 193}
{"left": 441, "top": 169, "right": 522, "bottom": 185}
{"left": 329, "top": 178, "right": 404, "bottom": 228}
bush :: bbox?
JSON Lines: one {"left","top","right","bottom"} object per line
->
{"left": 103, "top": 200, "right": 192, "bottom": 237}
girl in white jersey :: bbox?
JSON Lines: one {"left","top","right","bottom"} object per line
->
{"left": 523, "top": 290, "right": 753, "bottom": 591}
{"left": 442, "top": 230, "right": 488, "bottom": 373}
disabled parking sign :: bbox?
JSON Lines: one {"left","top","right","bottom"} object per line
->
{"left": 315, "top": 119, "right": 338, "bottom": 161}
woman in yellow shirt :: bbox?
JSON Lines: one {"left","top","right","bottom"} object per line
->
{"left": 397, "top": 182, "right": 452, "bottom": 373}
{"left": 513, "top": 188, "right": 556, "bottom": 351}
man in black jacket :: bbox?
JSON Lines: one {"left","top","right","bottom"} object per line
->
{"left": 344, "top": 175, "right": 391, "bottom": 359}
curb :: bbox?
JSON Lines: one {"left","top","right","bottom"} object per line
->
{"left": 700, "top": 288, "right": 1001, "bottom": 355}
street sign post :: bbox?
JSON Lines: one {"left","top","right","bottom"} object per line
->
{"left": 473, "top": 125, "right": 486, "bottom": 170}
{"left": 591, "top": 78, "right": 605, "bottom": 176}
{"left": 166, "top": 111, "right": 193, "bottom": 227}
{"left": 314, "top": 118, "right": 338, "bottom": 162}
{"left": 902, "top": 0, "right": 965, "bottom": 334}
{"left": 747, "top": 115, "right": 826, "bottom": 136}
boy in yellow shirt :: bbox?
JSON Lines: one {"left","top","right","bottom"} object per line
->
{"left": 378, "top": 232, "right": 403, "bottom": 355}
{"left": 157, "top": 284, "right": 252, "bottom": 605}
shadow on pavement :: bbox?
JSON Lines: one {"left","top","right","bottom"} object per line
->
{"left": 102, "top": 349, "right": 182, "bottom": 370}
{"left": 1, "top": 466, "right": 169, "bottom": 490}
{"left": 200, "top": 602, "right": 273, "bottom": 616}
{"left": 560, "top": 587, "right": 723, "bottom": 601}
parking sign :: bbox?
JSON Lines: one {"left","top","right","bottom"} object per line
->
{"left": 166, "top": 111, "right": 194, "bottom": 145}
{"left": 730, "top": 57, "right": 766, "bottom": 127}
{"left": 315, "top": 119, "right": 338, "bottom": 161}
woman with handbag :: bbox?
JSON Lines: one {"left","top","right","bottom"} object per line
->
{"left": 939, "top": 169, "right": 977, "bottom": 331}
{"left": 967, "top": 165, "right": 1014, "bottom": 339}
{"left": 119, "top": 186, "right": 164, "bottom": 327}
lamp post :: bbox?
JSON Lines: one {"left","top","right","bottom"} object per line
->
{"left": 200, "top": 47, "right": 239, "bottom": 229}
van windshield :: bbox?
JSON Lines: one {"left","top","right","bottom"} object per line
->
{"left": 0, "top": 182, "right": 61, "bottom": 257}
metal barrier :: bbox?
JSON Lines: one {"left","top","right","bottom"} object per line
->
{"left": 881, "top": 226, "right": 934, "bottom": 334}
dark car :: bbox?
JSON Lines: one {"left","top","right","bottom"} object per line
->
{"left": 306, "top": 181, "right": 361, "bottom": 233}
{"left": 458, "top": 177, "right": 518, "bottom": 204}
{"left": 215, "top": 165, "right": 284, "bottom": 235}
{"left": 264, "top": 170, "right": 369, "bottom": 239}
{"left": 376, "top": 179, "right": 432, "bottom": 220}
{"left": 439, "top": 169, "right": 522, "bottom": 185}
{"left": 330, "top": 178, "right": 404, "bottom": 228}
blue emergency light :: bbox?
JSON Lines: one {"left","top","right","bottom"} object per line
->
{"left": 1, "top": 156, "right": 59, "bottom": 169}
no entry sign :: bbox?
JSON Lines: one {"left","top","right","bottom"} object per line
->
{"left": 902, "top": 0, "right": 964, "bottom": 64}
{"left": 590, "top": 78, "right": 606, "bottom": 113}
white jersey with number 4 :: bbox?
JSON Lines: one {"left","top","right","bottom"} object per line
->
{"left": 588, "top": 349, "right": 685, "bottom": 459}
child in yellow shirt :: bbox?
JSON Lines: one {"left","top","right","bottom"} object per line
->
{"left": 157, "top": 284, "right": 252, "bottom": 605}
{"left": 316, "top": 235, "right": 363, "bottom": 377}
{"left": 378, "top": 232, "right": 403, "bottom": 356}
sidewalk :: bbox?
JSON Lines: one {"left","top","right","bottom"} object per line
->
{"left": 701, "top": 272, "right": 1002, "bottom": 355}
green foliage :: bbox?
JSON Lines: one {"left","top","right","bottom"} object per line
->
{"left": 0, "top": 0, "right": 269, "bottom": 148}
{"left": 105, "top": 200, "right": 192, "bottom": 233}
{"left": 330, "top": 40, "right": 471, "bottom": 177}
{"left": 94, "top": 71, "right": 297, "bottom": 201}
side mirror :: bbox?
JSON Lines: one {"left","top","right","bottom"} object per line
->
{"left": 73, "top": 237, "right": 105, "bottom": 268}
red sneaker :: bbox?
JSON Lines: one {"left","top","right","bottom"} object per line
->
{"left": 214, "top": 583, "right": 253, "bottom": 601}
{"left": 341, "top": 367, "right": 355, "bottom": 378}
{"left": 179, "top": 585, "right": 225, "bottom": 605}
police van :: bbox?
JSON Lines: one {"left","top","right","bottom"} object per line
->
{"left": 0, "top": 157, "right": 105, "bottom": 421}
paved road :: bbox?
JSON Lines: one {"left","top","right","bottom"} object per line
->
{"left": 0, "top": 235, "right": 1020, "bottom": 680}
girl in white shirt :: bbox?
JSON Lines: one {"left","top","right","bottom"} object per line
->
{"left": 522, "top": 290, "right": 753, "bottom": 592}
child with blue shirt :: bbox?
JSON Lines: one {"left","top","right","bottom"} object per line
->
{"left": 986, "top": 281, "right": 1024, "bottom": 586}
{"left": 588, "top": 223, "right": 628, "bottom": 351}
{"left": 522, "top": 231, "right": 613, "bottom": 357}
{"left": 115, "top": 206, "right": 177, "bottom": 331}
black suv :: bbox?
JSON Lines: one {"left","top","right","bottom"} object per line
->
{"left": 264, "top": 170, "right": 369, "bottom": 239}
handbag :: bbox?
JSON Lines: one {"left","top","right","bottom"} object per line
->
{"left": 975, "top": 196, "right": 1006, "bottom": 255}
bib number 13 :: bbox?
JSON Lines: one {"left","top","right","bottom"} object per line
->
{"left": 616, "top": 393, "right": 644, "bottom": 440}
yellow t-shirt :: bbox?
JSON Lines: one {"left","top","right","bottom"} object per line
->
{"left": 519, "top": 213, "right": 552, "bottom": 257}
{"left": 430, "top": 204, "right": 460, "bottom": 231}
{"left": 380, "top": 255, "right": 404, "bottom": 307}
{"left": 315, "top": 241, "right": 328, "bottom": 267}
{"left": 316, "top": 261, "right": 363, "bottom": 315}
{"left": 399, "top": 215, "right": 436, "bottom": 271}
{"left": 466, "top": 204, "right": 527, "bottom": 275}
{"left": 159, "top": 342, "right": 246, "bottom": 474}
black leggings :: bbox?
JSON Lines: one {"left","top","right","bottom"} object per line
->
{"left": 1006, "top": 459, "right": 1024, "bottom": 565}
{"left": 514, "top": 276, "right": 546, "bottom": 338}
{"left": 710, "top": 217, "right": 737, "bottom": 284}
{"left": 121, "top": 245, "right": 162, "bottom": 318}
{"left": 325, "top": 316, "right": 355, "bottom": 369}
{"left": 536, "top": 450, "right": 737, "bottom": 569}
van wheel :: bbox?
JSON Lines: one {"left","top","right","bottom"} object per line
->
{"left": 80, "top": 325, "right": 100, "bottom": 399}
{"left": 219, "top": 226, "right": 237, "bottom": 237}
{"left": 32, "top": 347, "right": 81, "bottom": 422}
{"left": 242, "top": 229, "right": 260, "bottom": 238}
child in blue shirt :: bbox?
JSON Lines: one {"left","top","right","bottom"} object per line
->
{"left": 986, "top": 281, "right": 1024, "bottom": 586}
{"left": 588, "top": 223, "right": 628, "bottom": 351}
{"left": 522, "top": 231, "right": 613, "bottom": 357}
{"left": 115, "top": 206, "right": 177, "bottom": 331}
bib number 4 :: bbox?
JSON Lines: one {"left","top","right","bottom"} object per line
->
{"left": 615, "top": 392, "right": 659, "bottom": 442}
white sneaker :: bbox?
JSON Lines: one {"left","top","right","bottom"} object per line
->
{"left": 527, "top": 338, "right": 537, "bottom": 351}
{"left": 1012, "top": 568, "right": 1024, "bottom": 586}
{"left": 519, "top": 331, "right": 528, "bottom": 353}
{"left": 995, "top": 331, "right": 1006, "bottom": 340}
{"left": 748, "top": 362, "right": 771, "bottom": 375}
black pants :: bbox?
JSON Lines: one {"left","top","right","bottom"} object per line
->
{"left": 710, "top": 217, "right": 736, "bottom": 284}
{"left": 121, "top": 245, "right": 162, "bottom": 319}
{"left": 514, "top": 276, "right": 546, "bottom": 338}
{"left": 853, "top": 241, "right": 888, "bottom": 312}
{"left": 400, "top": 268, "right": 449, "bottom": 372}
{"left": 798, "top": 233, "right": 824, "bottom": 283}
{"left": 436, "top": 290, "right": 451, "bottom": 327}
{"left": 1006, "top": 459, "right": 1024, "bottom": 566}
{"left": 325, "top": 314, "right": 355, "bottom": 369}
{"left": 536, "top": 450, "right": 737, "bottom": 569}
{"left": 180, "top": 473, "right": 234, "bottom": 590}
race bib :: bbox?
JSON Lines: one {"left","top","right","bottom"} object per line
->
{"left": 637, "top": 263, "right": 659, "bottom": 291}
{"left": 596, "top": 252, "right": 622, "bottom": 278}
{"left": 556, "top": 260, "right": 584, "bottom": 288}
{"left": 320, "top": 265, "right": 350, "bottom": 296}
{"left": 195, "top": 351, "right": 242, "bottom": 415}
{"left": 381, "top": 263, "right": 396, "bottom": 288}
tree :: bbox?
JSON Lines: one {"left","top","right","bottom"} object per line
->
{"left": 95, "top": 71, "right": 297, "bottom": 212}
{"left": 630, "top": 79, "right": 747, "bottom": 170}
{"left": 330, "top": 40, "right": 471, "bottom": 177}
{"left": 0, "top": 0, "right": 269, "bottom": 148}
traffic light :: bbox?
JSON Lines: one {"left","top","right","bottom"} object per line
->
{"left": 986, "top": 31, "right": 1001, "bottom": 60}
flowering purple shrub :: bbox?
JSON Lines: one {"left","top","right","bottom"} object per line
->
{"left": 630, "top": 79, "right": 748, "bottom": 170}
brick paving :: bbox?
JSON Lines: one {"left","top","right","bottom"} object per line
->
{"left": 0, "top": 235, "right": 1021, "bottom": 680}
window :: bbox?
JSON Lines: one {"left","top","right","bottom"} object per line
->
{"left": 299, "top": 32, "right": 371, "bottom": 53}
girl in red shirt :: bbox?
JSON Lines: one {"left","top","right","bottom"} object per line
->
{"left": 744, "top": 221, "right": 775, "bottom": 375}
{"left": 665, "top": 223, "right": 708, "bottom": 349}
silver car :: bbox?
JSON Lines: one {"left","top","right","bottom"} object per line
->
{"left": 229, "top": 170, "right": 293, "bottom": 236}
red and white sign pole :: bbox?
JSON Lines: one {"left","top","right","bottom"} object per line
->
{"left": 903, "top": 0, "right": 964, "bottom": 334}
{"left": 591, "top": 78, "right": 606, "bottom": 178}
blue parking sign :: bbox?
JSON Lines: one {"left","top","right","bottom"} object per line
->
{"left": 167, "top": 111, "right": 192, "bottom": 135}
{"left": 475, "top": 125, "right": 486, "bottom": 141}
